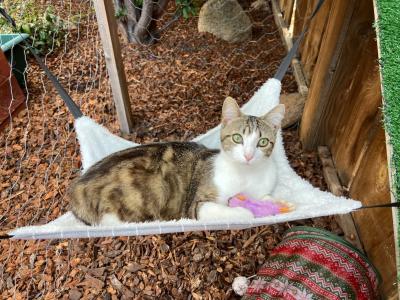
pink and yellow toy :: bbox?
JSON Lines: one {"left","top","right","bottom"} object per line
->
{"left": 228, "top": 193, "right": 294, "bottom": 218}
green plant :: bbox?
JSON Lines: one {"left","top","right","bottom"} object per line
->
{"left": 115, "top": 7, "right": 128, "bottom": 19}
{"left": 175, "top": 0, "right": 197, "bottom": 19}
{"left": 0, "top": 0, "right": 68, "bottom": 54}
{"left": 134, "top": 0, "right": 144, "bottom": 8}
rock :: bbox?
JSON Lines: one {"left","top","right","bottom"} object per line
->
{"left": 251, "top": 0, "right": 270, "bottom": 12}
{"left": 198, "top": 0, "right": 252, "bottom": 43}
{"left": 280, "top": 93, "right": 306, "bottom": 128}
{"left": 68, "top": 289, "right": 82, "bottom": 300}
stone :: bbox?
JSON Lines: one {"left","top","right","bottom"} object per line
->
{"left": 68, "top": 289, "right": 82, "bottom": 300}
{"left": 251, "top": 0, "right": 270, "bottom": 12}
{"left": 198, "top": 0, "right": 252, "bottom": 43}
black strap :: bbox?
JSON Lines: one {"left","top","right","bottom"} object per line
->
{"left": 274, "top": 0, "right": 325, "bottom": 81}
{"left": 359, "top": 202, "right": 400, "bottom": 210}
{"left": 0, "top": 234, "right": 12, "bottom": 240}
{"left": 0, "top": 7, "right": 83, "bottom": 119}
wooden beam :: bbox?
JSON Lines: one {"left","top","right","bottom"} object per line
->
{"left": 93, "top": 0, "right": 134, "bottom": 134}
{"left": 272, "top": 0, "right": 293, "bottom": 50}
{"left": 348, "top": 128, "right": 397, "bottom": 297}
{"left": 296, "top": 0, "right": 332, "bottom": 84}
{"left": 271, "top": 0, "right": 308, "bottom": 96}
{"left": 278, "top": 0, "right": 295, "bottom": 27}
{"left": 318, "top": 146, "right": 364, "bottom": 251}
{"left": 299, "top": 0, "right": 356, "bottom": 149}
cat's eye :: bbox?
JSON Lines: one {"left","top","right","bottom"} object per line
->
{"left": 232, "top": 134, "right": 243, "bottom": 144}
{"left": 257, "top": 138, "right": 269, "bottom": 147}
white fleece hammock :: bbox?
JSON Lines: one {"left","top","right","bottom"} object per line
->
{"left": 10, "top": 78, "right": 361, "bottom": 239}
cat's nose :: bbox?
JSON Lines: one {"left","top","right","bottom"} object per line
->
{"left": 244, "top": 153, "right": 254, "bottom": 162}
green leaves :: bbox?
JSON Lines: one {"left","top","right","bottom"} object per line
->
{"left": 175, "top": 0, "right": 198, "bottom": 19}
{"left": 115, "top": 7, "right": 128, "bottom": 19}
{"left": 134, "top": 0, "right": 144, "bottom": 8}
{"left": 0, "top": 1, "right": 68, "bottom": 54}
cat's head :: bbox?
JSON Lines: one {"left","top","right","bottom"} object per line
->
{"left": 220, "top": 97, "right": 285, "bottom": 165}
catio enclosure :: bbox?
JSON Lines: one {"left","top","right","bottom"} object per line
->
{"left": 0, "top": 0, "right": 397, "bottom": 299}
{"left": 274, "top": 0, "right": 398, "bottom": 297}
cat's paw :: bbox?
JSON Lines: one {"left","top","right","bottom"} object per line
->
{"left": 98, "top": 213, "right": 127, "bottom": 226}
{"left": 198, "top": 202, "right": 254, "bottom": 221}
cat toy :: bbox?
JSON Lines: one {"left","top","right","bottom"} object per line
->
{"left": 228, "top": 193, "right": 294, "bottom": 217}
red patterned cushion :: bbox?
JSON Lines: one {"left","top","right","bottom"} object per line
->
{"left": 242, "top": 226, "right": 380, "bottom": 300}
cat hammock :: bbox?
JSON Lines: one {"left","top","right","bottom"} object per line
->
{"left": 1, "top": 0, "right": 363, "bottom": 239}
{"left": 9, "top": 78, "right": 362, "bottom": 239}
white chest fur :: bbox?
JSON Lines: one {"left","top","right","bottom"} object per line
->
{"left": 212, "top": 152, "right": 278, "bottom": 203}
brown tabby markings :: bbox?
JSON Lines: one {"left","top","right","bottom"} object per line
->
{"left": 70, "top": 97, "right": 284, "bottom": 225}
{"left": 220, "top": 114, "right": 278, "bottom": 157}
{"left": 69, "top": 142, "right": 219, "bottom": 225}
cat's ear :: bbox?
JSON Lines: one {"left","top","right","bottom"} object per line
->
{"left": 262, "top": 104, "right": 285, "bottom": 129}
{"left": 222, "top": 97, "right": 241, "bottom": 125}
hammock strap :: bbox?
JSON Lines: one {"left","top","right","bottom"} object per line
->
{"left": 273, "top": 0, "right": 326, "bottom": 81}
{"left": 359, "top": 202, "right": 400, "bottom": 210}
{"left": 0, "top": 6, "right": 83, "bottom": 119}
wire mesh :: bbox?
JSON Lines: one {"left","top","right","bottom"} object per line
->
{"left": 0, "top": 0, "right": 313, "bottom": 298}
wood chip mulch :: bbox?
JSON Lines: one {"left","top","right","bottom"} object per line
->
{"left": 0, "top": 1, "right": 342, "bottom": 299}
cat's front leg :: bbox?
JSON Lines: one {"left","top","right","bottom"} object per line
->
{"left": 197, "top": 202, "right": 254, "bottom": 221}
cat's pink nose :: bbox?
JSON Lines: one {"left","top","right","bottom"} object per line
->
{"left": 244, "top": 153, "right": 254, "bottom": 162}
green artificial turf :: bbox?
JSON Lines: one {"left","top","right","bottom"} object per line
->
{"left": 374, "top": 0, "right": 400, "bottom": 272}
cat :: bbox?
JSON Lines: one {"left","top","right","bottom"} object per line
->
{"left": 69, "top": 97, "right": 285, "bottom": 225}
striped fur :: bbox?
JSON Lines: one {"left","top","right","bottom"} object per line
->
{"left": 69, "top": 97, "right": 284, "bottom": 225}
{"left": 69, "top": 142, "right": 219, "bottom": 224}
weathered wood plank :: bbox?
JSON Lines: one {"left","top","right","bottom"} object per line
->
{"left": 298, "top": 0, "right": 332, "bottom": 83}
{"left": 318, "top": 146, "right": 364, "bottom": 250}
{"left": 93, "top": 0, "right": 134, "bottom": 133}
{"left": 300, "top": 0, "right": 382, "bottom": 189}
{"left": 271, "top": 0, "right": 293, "bottom": 50}
{"left": 300, "top": 0, "right": 356, "bottom": 149}
{"left": 271, "top": 0, "right": 308, "bottom": 96}
{"left": 295, "top": 0, "right": 397, "bottom": 296}
{"left": 350, "top": 127, "right": 396, "bottom": 297}
{"left": 293, "top": 0, "right": 308, "bottom": 38}
{"left": 326, "top": 35, "right": 381, "bottom": 186}
{"left": 278, "top": 0, "right": 295, "bottom": 27}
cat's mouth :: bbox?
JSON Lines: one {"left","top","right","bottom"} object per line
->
{"left": 243, "top": 158, "right": 256, "bottom": 165}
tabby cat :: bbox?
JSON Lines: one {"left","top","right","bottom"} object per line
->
{"left": 69, "top": 97, "right": 285, "bottom": 225}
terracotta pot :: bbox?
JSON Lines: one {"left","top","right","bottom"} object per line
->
{"left": 0, "top": 50, "right": 26, "bottom": 130}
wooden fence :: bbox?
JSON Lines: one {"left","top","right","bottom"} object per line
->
{"left": 274, "top": 0, "right": 397, "bottom": 297}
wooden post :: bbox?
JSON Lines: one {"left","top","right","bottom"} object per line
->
{"left": 93, "top": 0, "right": 134, "bottom": 134}
{"left": 279, "top": 0, "right": 295, "bottom": 27}
{"left": 299, "top": 0, "right": 356, "bottom": 149}
{"left": 271, "top": 0, "right": 309, "bottom": 96}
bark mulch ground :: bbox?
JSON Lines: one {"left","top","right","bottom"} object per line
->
{"left": 0, "top": 1, "right": 341, "bottom": 299}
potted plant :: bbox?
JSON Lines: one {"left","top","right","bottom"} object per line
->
{"left": 0, "top": 33, "right": 29, "bottom": 129}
